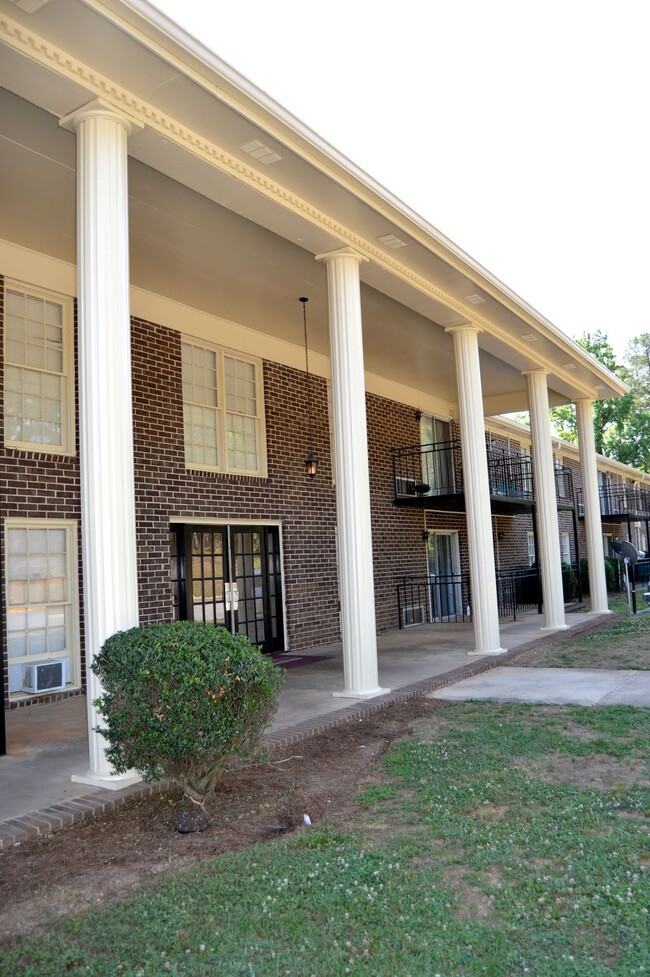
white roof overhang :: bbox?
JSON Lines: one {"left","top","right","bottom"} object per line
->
{"left": 0, "top": 0, "right": 629, "bottom": 414}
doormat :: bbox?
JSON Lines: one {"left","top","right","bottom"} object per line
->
{"left": 272, "top": 654, "right": 333, "bottom": 669}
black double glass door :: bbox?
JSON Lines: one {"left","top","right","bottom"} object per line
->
{"left": 170, "top": 525, "right": 284, "bottom": 654}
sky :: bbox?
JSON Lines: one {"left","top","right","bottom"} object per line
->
{"left": 152, "top": 0, "right": 648, "bottom": 363}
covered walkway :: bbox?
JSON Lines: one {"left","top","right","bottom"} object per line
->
{"left": 0, "top": 612, "right": 602, "bottom": 846}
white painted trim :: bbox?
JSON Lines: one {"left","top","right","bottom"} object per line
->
{"left": 3, "top": 278, "right": 76, "bottom": 456}
{"left": 4, "top": 517, "right": 81, "bottom": 697}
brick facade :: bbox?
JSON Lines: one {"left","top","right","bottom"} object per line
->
{"left": 3, "top": 281, "right": 650, "bottom": 712}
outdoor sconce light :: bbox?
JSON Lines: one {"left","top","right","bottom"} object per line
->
{"left": 422, "top": 529, "right": 430, "bottom": 542}
{"left": 300, "top": 297, "right": 318, "bottom": 479}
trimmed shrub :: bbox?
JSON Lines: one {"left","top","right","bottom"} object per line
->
{"left": 92, "top": 621, "right": 283, "bottom": 810}
{"left": 561, "top": 562, "right": 578, "bottom": 602}
{"left": 604, "top": 556, "right": 618, "bottom": 592}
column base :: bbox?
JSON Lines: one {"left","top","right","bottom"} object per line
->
{"left": 587, "top": 609, "right": 613, "bottom": 616}
{"left": 468, "top": 647, "right": 507, "bottom": 657}
{"left": 540, "top": 624, "right": 570, "bottom": 632}
{"left": 333, "top": 686, "right": 390, "bottom": 700}
{"left": 71, "top": 769, "right": 142, "bottom": 791}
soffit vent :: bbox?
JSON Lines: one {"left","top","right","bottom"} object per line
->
{"left": 378, "top": 233, "right": 407, "bottom": 249}
{"left": 240, "top": 139, "right": 282, "bottom": 165}
{"left": 6, "top": 0, "right": 51, "bottom": 11}
{"left": 464, "top": 293, "right": 486, "bottom": 305}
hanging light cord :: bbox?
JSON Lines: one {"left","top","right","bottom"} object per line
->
{"left": 300, "top": 297, "right": 313, "bottom": 451}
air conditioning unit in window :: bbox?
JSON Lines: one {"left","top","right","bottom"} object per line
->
{"left": 402, "top": 604, "right": 425, "bottom": 628}
{"left": 22, "top": 660, "right": 66, "bottom": 694}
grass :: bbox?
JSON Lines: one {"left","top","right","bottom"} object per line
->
{"left": 4, "top": 701, "right": 650, "bottom": 977}
{"left": 511, "top": 596, "right": 650, "bottom": 669}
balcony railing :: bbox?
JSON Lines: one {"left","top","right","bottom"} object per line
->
{"left": 397, "top": 574, "right": 471, "bottom": 628}
{"left": 393, "top": 440, "right": 577, "bottom": 510}
{"left": 577, "top": 485, "right": 650, "bottom": 519}
{"left": 496, "top": 567, "right": 542, "bottom": 620}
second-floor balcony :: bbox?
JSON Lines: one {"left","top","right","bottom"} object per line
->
{"left": 577, "top": 484, "right": 650, "bottom": 520}
{"left": 393, "top": 439, "right": 575, "bottom": 514}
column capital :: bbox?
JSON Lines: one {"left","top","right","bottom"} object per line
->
{"left": 59, "top": 98, "right": 144, "bottom": 136}
{"left": 445, "top": 322, "right": 482, "bottom": 336}
{"left": 315, "top": 246, "right": 368, "bottom": 266}
{"left": 575, "top": 396, "right": 595, "bottom": 407}
{"left": 522, "top": 367, "right": 549, "bottom": 379}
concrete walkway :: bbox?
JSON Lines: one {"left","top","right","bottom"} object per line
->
{"left": 432, "top": 667, "right": 650, "bottom": 707}
{"left": 0, "top": 610, "right": 634, "bottom": 847}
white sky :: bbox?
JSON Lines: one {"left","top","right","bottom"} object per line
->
{"left": 152, "top": 0, "right": 648, "bottom": 363}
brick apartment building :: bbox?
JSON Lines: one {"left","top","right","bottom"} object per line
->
{"left": 1, "top": 0, "right": 647, "bottom": 783}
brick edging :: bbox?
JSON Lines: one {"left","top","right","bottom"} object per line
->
{"left": 0, "top": 615, "right": 614, "bottom": 851}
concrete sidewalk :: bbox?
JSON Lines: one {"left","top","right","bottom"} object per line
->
{"left": 0, "top": 610, "right": 635, "bottom": 848}
{"left": 431, "top": 666, "right": 650, "bottom": 707}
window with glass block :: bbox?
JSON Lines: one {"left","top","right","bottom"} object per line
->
{"left": 3, "top": 284, "right": 72, "bottom": 452}
{"left": 5, "top": 522, "right": 79, "bottom": 692}
{"left": 181, "top": 341, "right": 264, "bottom": 474}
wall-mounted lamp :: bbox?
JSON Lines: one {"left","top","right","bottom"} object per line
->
{"left": 422, "top": 529, "right": 430, "bottom": 543}
{"left": 299, "top": 297, "right": 318, "bottom": 479}
{"left": 415, "top": 409, "right": 422, "bottom": 421}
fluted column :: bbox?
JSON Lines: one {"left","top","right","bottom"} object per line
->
{"left": 446, "top": 324, "right": 505, "bottom": 655}
{"left": 61, "top": 100, "right": 142, "bottom": 786}
{"left": 524, "top": 369, "right": 568, "bottom": 630}
{"left": 316, "top": 248, "right": 387, "bottom": 697}
{"left": 576, "top": 399, "right": 611, "bottom": 614}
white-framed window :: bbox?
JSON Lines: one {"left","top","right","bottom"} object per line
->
{"left": 3, "top": 281, "right": 74, "bottom": 454}
{"left": 527, "top": 531, "right": 536, "bottom": 567}
{"left": 181, "top": 340, "right": 266, "bottom": 476}
{"left": 559, "top": 531, "right": 571, "bottom": 565}
{"left": 5, "top": 519, "right": 80, "bottom": 698}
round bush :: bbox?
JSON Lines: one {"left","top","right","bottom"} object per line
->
{"left": 92, "top": 621, "right": 283, "bottom": 808}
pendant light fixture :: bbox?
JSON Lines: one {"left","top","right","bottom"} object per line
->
{"left": 299, "top": 297, "right": 318, "bottom": 479}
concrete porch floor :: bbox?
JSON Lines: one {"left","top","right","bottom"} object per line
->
{"left": 0, "top": 611, "right": 604, "bottom": 843}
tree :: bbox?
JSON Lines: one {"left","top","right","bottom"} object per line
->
{"left": 549, "top": 331, "right": 639, "bottom": 463}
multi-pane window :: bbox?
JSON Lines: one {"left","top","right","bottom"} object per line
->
{"left": 559, "top": 532, "right": 571, "bottom": 566}
{"left": 527, "top": 531, "right": 536, "bottom": 567}
{"left": 4, "top": 283, "right": 73, "bottom": 453}
{"left": 182, "top": 340, "right": 265, "bottom": 475}
{"left": 5, "top": 521, "right": 79, "bottom": 695}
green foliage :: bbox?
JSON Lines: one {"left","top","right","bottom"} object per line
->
{"left": 550, "top": 331, "right": 636, "bottom": 459}
{"left": 603, "top": 556, "right": 618, "bottom": 592}
{"left": 561, "top": 562, "right": 578, "bottom": 601}
{"left": 92, "top": 621, "right": 282, "bottom": 805}
{"left": 580, "top": 557, "right": 618, "bottom": 595}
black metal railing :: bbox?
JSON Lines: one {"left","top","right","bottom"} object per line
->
{"left": 397, "top": 574, "right": 471, "bottom": 628}
{"left": 393, "top": 439, "right": 461, "bottom": 499}
{"left": 577, "top": 485, "right": 650, "bottom": 519}
{"left": 393, "top": 440, "right": 540, "bottom": 505}
{"left": 554, "top": 465, "right": 576, "bottom": 507}
{"left": 496, "top": 567, "right": 542, "bottom": 620}
{"left": 488, "top": 449, "right": 534, "bottom": 501}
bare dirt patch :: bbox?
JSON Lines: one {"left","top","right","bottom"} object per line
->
{"left": 0, "top": 698, "right": 434, "bottom": 944}
{"left": 514, "top": 752, "right": 650, "bottom": 791}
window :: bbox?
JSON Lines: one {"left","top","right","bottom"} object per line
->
{"left": 181, "top": 341, "right": 266, "bottom": 475}
{"left": 3, "top": 282, "right": 74, "bottom": 454}
{"left": 559, "top": 531, "right": 571, "bottom": 565}
{"left": 5, "top": 520, "right": 79, "bottom": 697}
{"left": 527, "top": 531, "right": 536, "bottom": 567}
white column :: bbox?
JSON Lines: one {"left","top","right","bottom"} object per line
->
{"left": 446, "top": 324, "right": 505, "bottom": 655}
{"left": 576, "top": 399, "right": 611, "bottom": 614}
{"left": 524, "top": 369, "right": 568, "bottom": 630}
{"left": 61, "top": 100, "right": 143, "bottom": 787}
{"left": 316, "top": 248, "right": 387, "bottom": 697}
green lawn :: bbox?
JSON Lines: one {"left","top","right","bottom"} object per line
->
{"left": 510, "top": 598, "right": 650, "bottom": 669}
{"left": 5, "top": 702, "right": 650, "bottom": 976}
